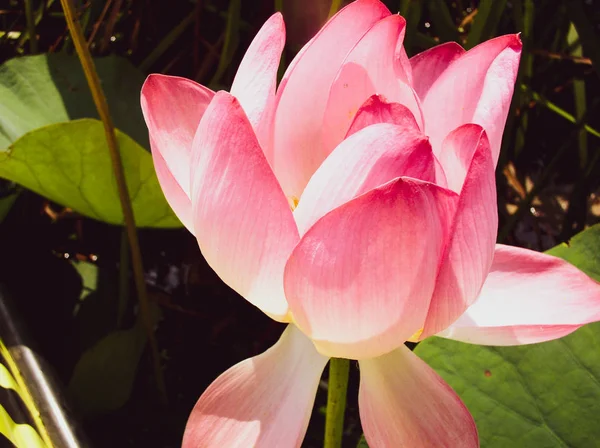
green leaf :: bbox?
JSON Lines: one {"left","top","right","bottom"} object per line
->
{"left": 466, "top": 0, "right": 508, "bottom": 49}
{"left": 356, "top": 434, "right": 369, "bottom": 448}
{"left": 415, "top": 224, "right": 600, "bottom": 447}
{"left": 0, "top": 53, "right": 149, "bottom": 149}
{"left": 568, "top": 1, "right": 600, "bottom": 82}
{"left": 0, "top": 119, "right": 180, "bottom": 227}
{"left": 210, "top": 0, "right": 241, "bottom": 88}
{"left": 67, "top": 304, "right": 161, "bottom": 416}
{"left": 545, "top": 223, "right": 600, "bottom": 282}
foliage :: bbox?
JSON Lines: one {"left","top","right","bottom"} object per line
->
{"left": 0, "top": 0, "right": 598, "bottom": 447}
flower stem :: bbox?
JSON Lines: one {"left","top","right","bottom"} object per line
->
{"left": 324, "top": 358, "right": 349, "bottom": 448}
{"left": 59, "top": 0, "right": 167, "bottom": 404}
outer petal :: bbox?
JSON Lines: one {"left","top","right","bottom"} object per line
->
{"left": 141, "top": 75, "right": 214, "bottom": 231}
{"left": 191, "top": 91, "right": 299, "bottom": 321}
{"left": 322, "top": 14, "right": 423, "bottom": 155}
{"left": 294, "top": 123, "right": 435, "bottom": 235}
{"left": 421, "top": 126, "right": 497, "bottom": 339}
{"left": 421, "top": 35, "right": 522, "bottom": 164}
{"left": 410, "top": 42, "right": 465, "bottom": 101}
{"left": 438, "top": 244, "right": 600, "bottom": 345}
{"left": 183, "top": 325, "right": 329, "bottom": 448}
{"left": 273, "top": 0, "right": 390, "bottom": 198}
{"left": 285, "top": 177, "right": 458, "bottom": 359}
{"left": 345, "top": 94, "right": 419, "bottom": 137}
{"left": 359, "top": 344, "right": 478, "bottom": 448}
{"left": 230, "top": 13, "right": 285, "bottom": 162}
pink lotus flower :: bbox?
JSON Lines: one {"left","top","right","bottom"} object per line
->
{"left": 141, "top": 0, "right": 600, "bottom": 446}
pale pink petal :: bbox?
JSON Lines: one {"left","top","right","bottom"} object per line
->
{"left": 438, "top": 244, "right": 600, "bottom": 345}
{"left": 422, "top": 35, "right": 522, "bottom": 163}
{"left": 359, "top": 344, "right": 478, "bottom": 447}
{"left": 151, "top": 143, "right": 193, "bottom": 231}
{"left": 190, "top": 91, "right": 299, "bottom": 321}
{"left": 285, "top": 177, "right": 458, "bottom": 359}
{"left": 183, "top": 325, "right": 329, "bottom": 448}
{"left": 322, "top": 14, "right": 423, "bottom": 155}
{"left": 141, "top": 75, "right": 214, "bottom": 230}
{"left": 421, "top": 126, "right": 497, "bottom": 339}
{"left": 410, "top": 42, "right": 465, "bottom": 101}
{"left": 294, "top": 123, "right": 435, "bottom": 235}
{"left": 230, "top": 13, "right": 285, "bottom": 163}
{"left": 345, "top": 94, "right": 420, "bottom": 137}
{"left": 273, "top": 0, "right": 390, "bottom": 198}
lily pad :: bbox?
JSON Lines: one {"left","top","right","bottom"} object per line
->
{"left": 67, "top": 303, "right": 161, "bottom": 416}
{"left": 0, "top": 53, "right": 148, "bottom": 149}
{"left": 0, "top": 119, "right": 179, "bottom": 227}
{"left": 415, "top": 224, "right": 600, "bottom": 447}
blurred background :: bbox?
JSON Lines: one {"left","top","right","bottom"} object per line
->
{"left": 0, "top": 0, "right": 599, "bottom": 446}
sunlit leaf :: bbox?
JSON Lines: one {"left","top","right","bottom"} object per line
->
{"left": 0, "top": 53, "right": 148, "bottom": 149}
{"left": 415, "top": 224, "right": 600, "bottom": 447}
{"left": 0, "top": 119, "right": 180, "bottom": 227}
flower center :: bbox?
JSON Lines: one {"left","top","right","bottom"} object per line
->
{"left": 407, "top": 327, "right": 424, "bottom": 343}
{"left": 287, "top": 195, "right": 299, "bottom": 211}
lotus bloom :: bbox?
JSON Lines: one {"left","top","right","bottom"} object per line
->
{"left": 141, "top": 0, "right": 600, "bottom": 446}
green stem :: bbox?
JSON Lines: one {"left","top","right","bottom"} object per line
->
{"left": 59, "top": 0, "right": 167, "bottom": 404}
{"left": 324, "top": 358, "right": 349, "bottom": 448}
{"left": 24, "top": 0, "right": 37, "bottom": 53}
{"left": 328, "top": 0, "right": 343, "bottom": 19}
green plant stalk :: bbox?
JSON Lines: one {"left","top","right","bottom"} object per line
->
{"left": 324, "top": 358, "right": 349, "bottom": 448}
{"left": 328, "top": 0, "right": 343, "bottom": 19}
{"left": 139, "top": 9, "right": 195, "bottom": 72}
{"left": 117, "top": 227, "right": 130, "bottom": 329}
{"left": 24, "top": 0, "right": 38, "bottom": 53}
{"left": 522, "top": 85, "right": 600, "bottom": 138}
{"left": 59, "top": 0, "right": 167, "bottom": 404}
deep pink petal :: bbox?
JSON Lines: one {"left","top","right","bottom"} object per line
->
{"left": 285, "top": 178, "right": 458, "bottom": 359}
{"left": 421, "top": 125, "right": 497, "bottom": 338}
{"left": 230, "top": 13, "right": 285, "bottom": 163}
{"left": 190, "top": 91, "right": 299, "bottom": 320}
{"left": 322, "top": 14, "right": 423, "bottom": 155}
{"left": 272, "top": 0, "right": 390, "bottom": 198}
{"left": 183, "top": 325, "right": 328, "bottom": 448}
{"left": 294, "top": 123, "right": 435, "bottom": 235}
{"left": 345, "top": 94, "right": 420, "bottom": 137}
{"left": 141, "top": 74, "right": 214, "bottom": 229}
{"left": 422, "top": 35, "right": 522, "bottom": 163}
{"left": 410, "top": 42, "right": 465, "bottom": 101}
{"left": 438, "top": 244, "right": 600, "bottom": 345}
{"left": 359, "top": 344, "right": 478, "bottom": 447}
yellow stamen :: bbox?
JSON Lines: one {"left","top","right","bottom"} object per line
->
{"left": 287, "top": 195, "right": 299, "bottom": 211}
{"left": 407, "top": 327, "right": 424, "bottom": 342}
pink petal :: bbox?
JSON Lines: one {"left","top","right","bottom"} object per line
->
{"left": 230, "top": 13, "right": 285, "bottom": 163}
{"left": 285, "top": 177, "right": 458, "bottom": 359}
{"left": 421, "top": 125, "right": 497, "bottom": 338}
{"left": 141, "top": 75, "right": 214, "bottom": 230}
{"left": 183, "top": 325, "right": 328, "bottom": 448}
{"left": 410, "top": 42, "right": 465, "bottom": 101}
{"left": 151, "top": 144, "right": 193, "bottom": 231}
{"left": 190, "top": 91, "right": 299, "bottom": 321}
{"left": 322, "top": 14, "right": 423, "bottom": 155}
{"left": 272, "top": 0, "right": 390, "bottom": 198}
{"left": 421, "top": 35, "right": 522, "bottom": 163}
{"left": 294, "top": 123, "right": 435, "bottom": 236}
{"left": 345, "top": 94, "right": 420, "bottom": 137}
{"left": 359, "top": 344, "right": 478, "bottom": 447}
{"left": 438, "top": 244, "right": 600, "bottom": 345}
